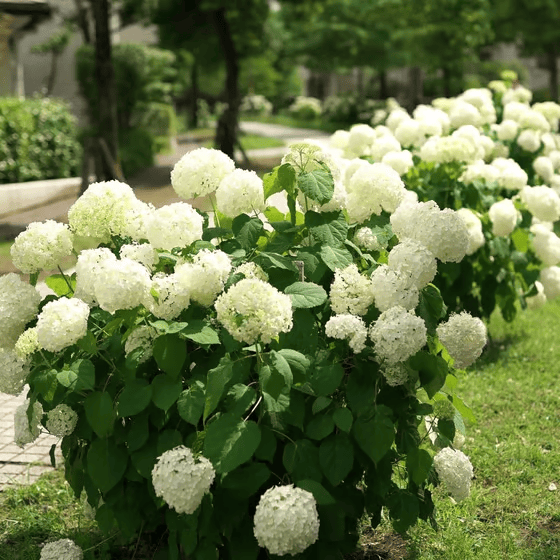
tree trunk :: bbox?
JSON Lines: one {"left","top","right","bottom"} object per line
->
{"left": 546, "top": 44, "right": 558, "bottom": 103}
{"left": 74, "top": 0, "right": 92, "bottom": 44}
{"left": 46, "top": 52, "right": 58, "bottom": 96}
{"left": 189, "top": 60, "right": 199, "bottom": 129}
{"left": 379, "top": 70, "right": 388, "bottom": 99}
{"left": 210, "top": 8, "right": 239, "bottom": 159}
{"left": 90, "top": 0, "right": 120, "bottom": 180}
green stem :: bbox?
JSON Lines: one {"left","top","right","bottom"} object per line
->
{"left": 209, "top": 192, "right": 221, "bottom": 228}
{"left": 57, "top": 265, "right": 74, "bottom": 295}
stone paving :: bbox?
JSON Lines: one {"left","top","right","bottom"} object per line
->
{"left": 0, "top": 122, "right": 330, "bottom": 490}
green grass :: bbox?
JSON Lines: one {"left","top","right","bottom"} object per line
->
{"left": 0, "top": 240, "right": 12, "bottom": 257}
{"left": 202, "top": 132, "right": 285, "bottom": 150}
{"left": 241, "top": 113, "right": 345, "bottom": 133}
{"left": 2, "top": 301, "right": 560, "bottom": 559}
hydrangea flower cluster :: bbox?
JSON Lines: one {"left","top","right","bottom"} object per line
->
{"left": 36, "top": 298, "right": 90, "bottom": 352}
{"left": 520, "top": 185, "right": 560, "bottom": 223}
{"left": 216, "top": 168, "right": 265, "bottom": 217}
{"left": 215, "top": 278, "right": 293, "bottom": 344}
{"left": 10, "top": 220, "right": 73, "bottom": 274}
{"left": 387, "top": 239, "right": 437, "bottom": 289}
{"left": 370, "top": 265, "right": 419, "bottom": 312}
{"left": 146, "top": 202, "right": 203, "bottom": 250}
{"left": 40, "top": 538, "right": 83, "bottom": 560}
{"left": 0, "top": 348, "right": 29, "bottom": 395}
{"left": 436, "top": 312, "right": 488, "bottom": 368}
{"left": 151, "top": 446, "right": 215, "bottom": 515}
{"left": 45, "top": 404, "right": 78, "bottom": 437}
{"left": 488, "top": 199, "right": 518, "bottom": 237}
{"left": 124, "top": 325, "right": 157, "bottom": 363}
{"left": 145, "top": 272, "right": 190, "bottom": 320}
{"left": 119, "top": 242, "right": 159, "bottom": 271}
{"left": 325, "top": 314, "right": 368, "bottom": 353}
{"left": 433, "top": 447, "right": 474, "bottom": 502}
{"left": 253, "top": 485, "right": 320, "bottom": 556}
{"left": 14, "top": 399, "right": 43, "bottom": 447}
{"left": 0, "top": 273, "right": 41, "bottom": 348}
{"left": 330, "top": 264, "right": 375, "bottom": 315}
{"left": 14, "top": 328, "right": 39, "bottom": 360}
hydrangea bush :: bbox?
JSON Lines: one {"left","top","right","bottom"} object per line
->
{"left": 5, "top": 145, "right": 484, "bottom": 559}
{"left": 329, "top": 81, "right": 560, "bottom": 321}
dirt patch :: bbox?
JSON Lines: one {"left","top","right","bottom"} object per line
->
{"left": 345, "top": 529, "right": 410, "bottom": 560}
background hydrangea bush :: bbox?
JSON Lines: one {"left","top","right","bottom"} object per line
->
{"left": 1, "top": 138, "right": 487, "bottom": 558}
{"left": 328, "top": 80, "right": 560, "bottom": 322}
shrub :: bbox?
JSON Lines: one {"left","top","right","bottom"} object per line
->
{"left": 240, "top": 94, "right": 273, "bottom": 116}
{"left": 289, "top": 95, "right": 322, "bottom": 120}
{"left": 118, "top": 127, "right": 155, "bottom": 177}
{"left": 0, "top": 97, "right": 81, "bottom": 184}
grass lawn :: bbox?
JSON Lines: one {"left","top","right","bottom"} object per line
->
{"left": 241, "top": 114, "right": 346, "bottom": 133}
{"left": 1, "top": 300, "right": 559, "bottom": 559}
{"left": 201, "top": 132, "right": 285, "bottom": 151}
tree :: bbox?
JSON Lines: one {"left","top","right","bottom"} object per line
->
{"left": 491, "top": 0, "right": 560, "bottom": 101}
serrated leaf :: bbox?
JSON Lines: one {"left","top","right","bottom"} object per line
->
{"left": 283, "top": 439, "right": 322, "bottom": 481}
{"left": 264, "top": 163, "right": 296, "bottom": 199}
{"left": 177, "top": 382, "right": 205, "bottom": 426}
{"left": 298, "top": 169, "right": 334, "bottom": 204}
{"left": 333, "top": 407, "right": 353, "bottom": 432}
{"left": 306, "top": 414, "right": 335, "bottom": 440}
{"left": 296, "top": 479, "right": 336, "bottom": 505}
{"left": 45, "top": 273, "right": 74, "bottom": 297}
{"left": 319, "top": 433, "right": 354, "bottom": 486}
{"left": 117, "top": 379, "right": 152, "bottom": 417}
{"left": 221, "top": 462, "right": 270, "bottom": 497}
{"left": 181, "top": 320, "right": 220, "bottom": 345}
{"left": 305, "top": 210, "right": 348, "bottom": 246}
{"left": 406, "top": 447, "right": 433, "bottom": 486}
{"left": 204, "top": 356, "right": 235, "bottom": 421}
{"left": 409, "top": 352, "right": 448, "bottom": 399}
{"left": 254, "top": 252, "right": 299, "bottom": 273}
{"left": 312, "top": 396, "right": 332, "bottom": 415}
{"left": 203, "top": 413, "right": 261, "bottom": 473}
{"left": 87, "top": 438, "right": 127, "bottom": 493}
{"left": 320, "top": 245, "right": 353, "bottom": 271}
{"left": 311, "top": 363, "right": 344, "bottom": 396}
{"left": 153, "top": 335, "right": 186, "bottom": 378}
{"left": 151, "top": 374, "right": 182, "bottom": 412}
{"left": 285, "top": 281, "right": 327, "bottom": 309}
{"left": 84, "top": 392, "right": 115, "bottom": 438}
{"left": 352, "top": 411, "right": 394, "bottom": 464}
{"left": 232, "top": 215, "right": 264, "bottom": 251}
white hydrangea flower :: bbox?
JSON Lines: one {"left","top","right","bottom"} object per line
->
{"left": 171, "top": 147, "right": 235, "bottom": 199}
{"left": 45, "top": 404, "right": 78, "bottom": 437}
{"left": 503, "top": 100, "right": 530, "bottom": 123}
{"left": 531, "top": 224, "right": 560, "bottom": 266}
{"left": 540, "top": 266, "right": 560, "bottom": 299}
{"left": 93, "top": 258, "right": 151, "bottom": 314}
{"left": 215, "top": 278, "right": 293, "bottom": 344}
{"left": 413, "top": 105, "right": 450, "bottom": 134}
{"left": 433, "top": 447, "right": 474, "bottom": 502}
{"left": 325, "top": 314, "right": 368, "bottom": 353}
{"left": 533, "top": 101, "right": 560, "bottom": 129}
{"left": 394, "top": 118, "right": 423, "bottom": 148}
{"left": 369, "top": 306, "right": 427, "bottom": 364}
{"left": 14, "top": 327, "right": 39, "bottom": 360}
{"left": 68, "top": 180, "right": 139, "bottom": 243}
{"left": 371, "top": 265, "right": 419, "bottom": 312}
{"left": 145, "top": 202, "right": 203, "bottom": 250}
{"left": 0, "top": 273, "right": 41, "bottom": 349}
{"left": 370, "top": 134, "right": 401, "bottom": 161}
{"left": 526, "top": 280, "right": 547, "bottom": 310}
{"left": 124, "top": 325, "right": 157, "bottom": 363}
{"left": 330, "top": 129, "right": 350, "bottom": 149}
{"left": 390, "top": 201, "right": 469, "bottom": 263}
{"left": 381, "top": 149, "right": 414, "bottom": 176}
{"left": 282, "top": 143, "right": 341, "bottom": 181}
{"left": 418, "top": 135, "right": 479, "bottom": 164}
{"left": 120, "top": 198, "right": 154, "bottom": 241}
{"left": 456, "top": 208, "right": 485, "bottom": 255}
{"left": 330, "top": 264, "right": 375, "bottom": 316}
{"left": 14, "top": 399, "right": 43, "bottom": 447}
{"left": 216, "top": 168, "right": 266, "bottom": 217}
{"left": 503, "top": 85, "right": 532, "bottom": 104}
{"left": 40, "top": 538, "right": 83, "bottom": 560}
{"left": 548, "top": 150, "right": 560, "bottom": 171}
{"left": 73, "top": 247, "right": 117, "bottom": 306}
{"left": 491, "top": 157, "right": 528, "bottom": 190}
{"left": 488, "top": 199, "right": 519, "bottom": 237}
{"left": 253, "top": 485, "right": 320, "bottom": 556}
{"left": 344, "top": 124, "right": 376, "bottom": 157}
{"left": 234, "top": 262, "right": 268, "bottom": 281}
{"left": 496, "top": 119, "right": 519, "bottom": 142}
{"left": 449, "top": 99, "right": 482, "bottom": 128}
{"left": 387, "top": 239, "right": 437, "bottom": 289}
{"left": 345, "top": 162, "right": 406, "bottom": 223}
{"left": 119, "top": 243, "right": 159, "bottom": 271}
{"left": 382, "top": 363, "right": 409, "bottom": 386}
{"left": 521, "top": 185, "right": 560, "bottom": 222}
{"left": 517, "top": 129, "right": 541, "bottom": 152}
{"left": 354, "top": 227, "right": 381, "bottom": 251}
{"left": 10, "top": 221, "right": 73, "bottom": 274}
{"left": 152, "top": 445, "right": 215, "bottom": 514}
{"left": 145, "top": 273, "right": 190, "bottom": 320}
{"left": 36, "top": 298, "right": 90, "bottom": 352}
{"left": 386, "top": 108, "right": 411, "bottom": 133}
{"left": 533, "top": 156, "right": 555, "bottom": 183}
{"left": 0, "top": 348, "right": 29, "bottom": 395}
{"left": 459, "top": 161, "right": 500, "bottom": 185}
{"left": 175, "top": 249, "right": 232, "bottom": 307}
{"left": 518, "top": 109, "right": 551, "bottom": 132}
{"left": 436, "top": 312, "right": 487, "bottom": 368}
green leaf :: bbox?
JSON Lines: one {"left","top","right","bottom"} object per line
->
{"left": 283, "top": 439, "right": 322, "bottom": 482}
{"left": 151, "top": 374, "right": 182, "bottom": 412}
{"left": 406, "top": 447, "right": 433, "bottom": 486}
{"left": 84, "top": 392, "right": 114, "bottom": 438}
{"left": 221, "top": 462, "right": 271, "bottom": 497}
{"left": 255, "top": 425, "right": 277, "bottom": 463}
{"left": 387, "top": 490, "right": 419, "bottom": 534}
{"left": 76, "top": 330, "right": 97, "bottom": 354}
{"left": 352, "top": 411, "right": 395, "bottom": 464}
{"left": 305, "top": 210, "right": 348, "bottom": 246}
{"left": 181, "top": 322, "right": 220, "bottom": 345}
{"left": 264, "top": 163, "right": 296, "bottom": 199}
{"left": 117, "top": 379, "right": 153, "bottom": 417}
{"left": 204, "top": 356, "right": 234, "bottom": 421}
{"left": 296, "top": 479, "right": 336, "bottom": 505}
{"left": 451, "top": 394, "right": 476, "bottom": 424}
{"left": 284, "top": 281, "right": 327, "bottom": 309}
{"left": 177, "top": 382, "right": 205, "bottom": 426}
{"left": 319, "top": 433, "right": 354, "bottom": 486}
{"left": 87, "top": 438, "right": 127, "bottom": 493}
{"left": 278, "top": 309, "right": 318, "bottom": 355}
{"left": 232, "top": 215, "right": 264, "bottom": 251}
{"left": 333, "top": 407, "right": 353, "bottom": 433}
{"left": 277, "top": 349, "right": 310, "bottom": 385}
{"left": 312, "top": 396, "right": 332, "bottom": 415}
{"left": 306, "top": 414, "right": 335, "bottom": 440}
{"left": 298, "top": 168, "right": 334, "bottom": 204}
{"left": 45, "top": 273, "right": 74, "bottom": 297}
{"left": 311, "top": 363, "right": 344, "bottom": 396}
{"left": 152, "top": 335, "right": 186, "bottom": 378}
{"left": 269, "top": 350, "right": 293, "bottom": 390}
{"left": 125, "top": 413, "right": 149, "bottom": 452}
{"left": 224, "top": 384, "right": 256, "bottom": 417}
{"left": 417, "top": 284, "right": 447, "bottom": 334}
{"left": 57, "top": 359, "right": 95, "bottom": 392}
{"left": 409, "top": 352, "right": 448, "bottom": 399}
{"left": 203, "top": 413, "right": 261, "bottom": 473}
{"left": 320, "top": 245, "right": 353, "bottom": 271}
{"left": 254, "top": 252, "right": 299, "bottom": 273}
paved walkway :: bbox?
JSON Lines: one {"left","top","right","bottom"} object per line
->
{"left": 0, "top": 122, "right": 330, "bottom": 489}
